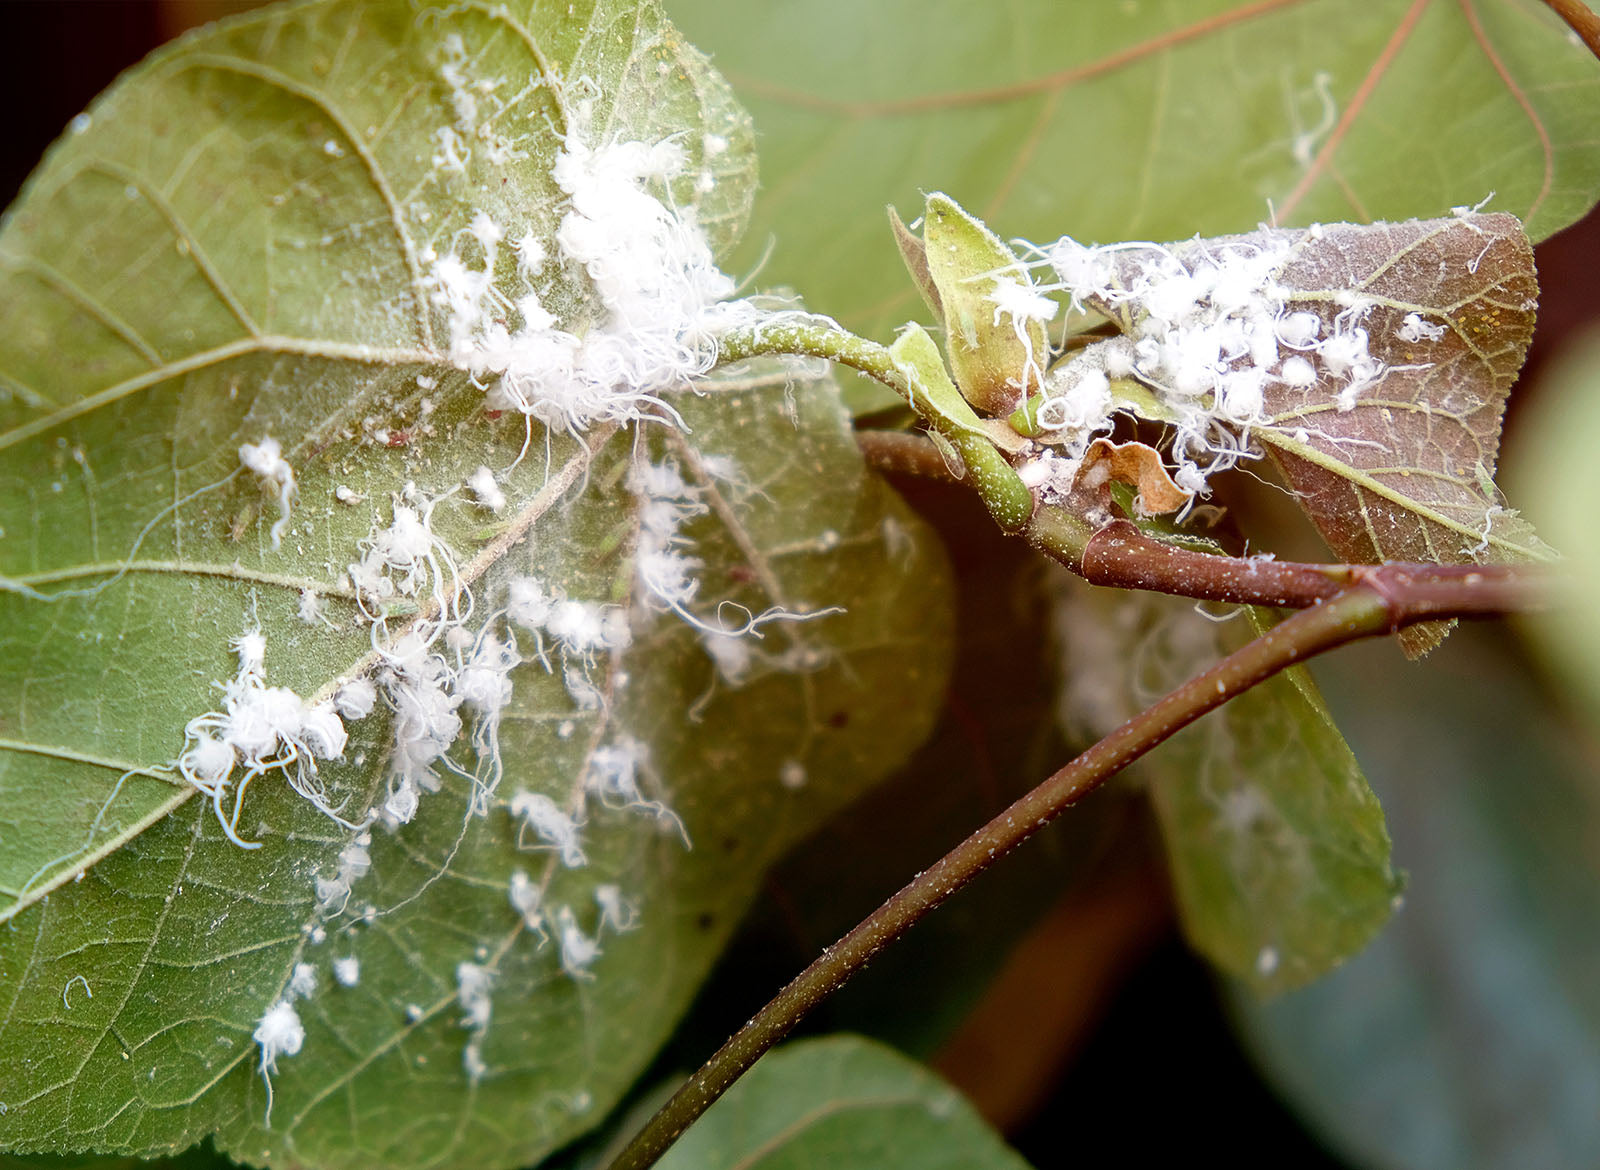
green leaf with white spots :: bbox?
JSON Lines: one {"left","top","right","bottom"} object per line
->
{"left": 1051, "top": 577, "right": 1399, "bottom": 993}
{"left": 655, "top": 1035, "right": 1033, "bottom": 1170}
{"left": 0, "top": 3, "right": 953, "bottom": 1168}
{"left": 667, "top": 0, "right": 1600, "bottom": 412}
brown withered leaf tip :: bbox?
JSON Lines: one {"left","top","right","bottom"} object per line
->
{"left": 1076, "top": 438, "right": 1190, "bottom": 516}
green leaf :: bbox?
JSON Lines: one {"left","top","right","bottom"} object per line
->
{"left": 1230, "top": 630, "right": 1600, "bottom": 1169}
{"left": 918, "top": 193, "right": 1048, "bottom": 417}
{"left": 1508, "top": 327, "right": 1600, "bottom": 721}
{"left": 666, "top": 0, "right": 1600, "bottom": 409}
{"left": 655, "top": 1035, "right": 1032, "bottom": 1170}
{"left": 0, "top": 4, "right": 954, "bottom": 1168}
{"left": 1052, "top": 579, "right": 1400, "bottom": 993}
{"left": 886, "top": 325, "right": 1033, "bottom": 532}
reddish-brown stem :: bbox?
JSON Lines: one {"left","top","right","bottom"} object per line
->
{"left": 603, "top": 575, "right": 1524, "bottom": 1170}
{"left": 859, "top": 429, "right": 1542, "bottom": 613}
{"left": 1542, "top": 0, "right": 1600, "bottom": 61}
{"left": 855, "top": 429, "right": 961, "bottom": 482}
{"left": 1076, "top": 518, "right": 1539, "bottom": 611}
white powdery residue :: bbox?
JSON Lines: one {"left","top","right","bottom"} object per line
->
{"left": 333, "top": 956, "right": 360, "bottom": 987}
{"left": 510, "top": 790, "right": 586, "bottom": 867}
{"left": 297, "top": 589, "right": 323, "bottom": 625}
{"left": 239, "top": 437, "right": 297, "bottom": 549}
{"left": 176, "top": 627, "right": 355, "bottom": 848}
{"left": 467, "top": 465, "right": 506, "bottom": 511}
{"left": 555, "top": 905, "right": 601, "bottom": 980}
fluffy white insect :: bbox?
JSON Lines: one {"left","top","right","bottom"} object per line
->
{"left": 239, "top": 437, "right": 297, "bottom": 549}
{"left": 1397, "top": 311, "right": 1448, "bottom": 343}
{"left": 467, "top": 465, "right": 506, "bottom": 512}
{"left": 431, "top": 116, "right": 748, "bottom": 443}
{"left": 594, "top": 883, "right": 637, "bottom": 933}
{"left": 177, "top": 628, "right": 355, "bottom": 847}
{"left": 253, "top": 999, "right": 304, "bottom": 1121}
{"left": 555, "top": 905, "right": 601, "bottom": 980}
{"left": 288, "top": 962, "right": 318, "bottom": 999}
{"left": 509, "top": 790, "right": 586, "bottom": 867}
{"left": 1029, "top": 226, "right": 1403, "bottom": 494}
{"left": 334, "top": 677, "right": 377, "bottom": 721}
{"left": 508, "top": 868, "right": 547, "bottom": 938}
{"left": 333, "top": 957, "right": 361, "bottom": 987}
{"left": 455, "top": 961, "right": 493, "bottom": 1031}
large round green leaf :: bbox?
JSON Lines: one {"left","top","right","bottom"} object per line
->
{"left": 668, "top": 0, "right": 1600, "bottom": 409}
{"left": 0, "top": 3, "right": 953, "bottom": 1168}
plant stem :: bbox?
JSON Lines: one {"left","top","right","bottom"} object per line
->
{"left": 719, "top": 320, "right": 911, "bottom": 397}
{"left": 858, "top": 428, "right": 1542, "bottom": 613}
{"left": 604, "top": 574, "right": 1515, "bottom": 1170}
{"left": 855, "top": 430, "right": 962, "bottom": 482}
{"left": 1541, "top": 0, "right": 1600, "bottom": 60}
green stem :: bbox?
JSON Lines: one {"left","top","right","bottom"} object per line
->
{"left": 604, "top": 580, "right": 1482, "bottom": 1170}
{"left": 720, "top": 321, "right": 1036, "bottom": 533}
{"left": 718, "top": 320, "right": 909, "bottom": 396}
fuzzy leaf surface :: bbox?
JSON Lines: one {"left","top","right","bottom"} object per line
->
{"left": 655, "top": 1035, "right": 1032, "bottom": 1170}
{"left": 0, "top": 3, "right": 953, "bottom": 1168}
{"left": 667, "top": 0, "right": 1600, "bottom": 410}
{"left": 1086, "top": 214, "right": 1546, "bottom": 653}
{"left": 1052, "top": 578, "right": 1399, "bottom": 993}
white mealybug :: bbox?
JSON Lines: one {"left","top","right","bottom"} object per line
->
{"left": 239, "top": 437, "right": 297, "bottom": 550}
{"left": 467, "top": 465, "right": 506, "bottom": 512}
{"left": 253, "top": 999, "right": 304, "bottom": 1122}
{"left": 287, "top": 962, "right": 317, "bottom": 999}
{"left": 509, "top": 791, "right": 586, "bottom": 867}
{"left": 555, "top": 905, "right": 601, "bottom": 980}
{"left": 508, "top": 868, "right": 547, "bottom": 938}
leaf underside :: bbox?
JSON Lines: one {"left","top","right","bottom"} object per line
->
{"left": 1052, "top": 578, "right": 1400, "bottom": 993}
{"left": 1088, "top": 213, "right": 1545, "bottom": 655}
{"left": 0, "top": 3, "right": 954, "bottom": 1168}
